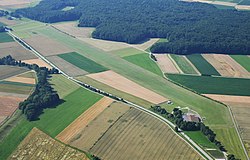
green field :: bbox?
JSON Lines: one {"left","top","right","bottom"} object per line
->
{"left": 239, "top": 0, "right": 250, "bottom": 5}
{"left": 186, "top": 54, "right": 220, "bottom": 76}
{"left": 58, "top": 52, "right": 108, "bottom": 73}
{"left": 0, "top": 75, "right": 102, "bottom": 160}
{"left": 123, "top": 53, "right": 162, "bottom": 76}
{"left": 17, "top": 71, "right": 36, "bottom": 79}
{"left": 170, "top": 54, "right": 198, "bottom": 74}
{"left": 26, "top": 24, "right": 246, "bottom": 159}
{"left": 167, "top": 74, "right": 250, "bottom": 96}
{"left": 111, "top": 47, "right": 144, "bottom": 57}
{"left": 0, "top": 32, "right": 14, "bottom": 43}
{"left": 184, "top": 131, "right": 217, "bottom": 148}
{"left": 230, "top": 55, "right": 250, "bottom": 72}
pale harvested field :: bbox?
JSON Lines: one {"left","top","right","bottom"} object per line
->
{"left": 203, "top": 54, "right": 250, "bottom": 78}
{"left": 56, "top": 97, "right": 114, "bottom": 144}
{"left": 23, "top": 35, "right": 73, "bottom": 56}
{"left": 0, "top": 0, "right": 35, "bottom": 6}
{"left": 204, "top": 94, "right": 250, "bottom": 104}
{"left": 131, "top": 38, "right": 160, "bottom": 51}
{"left": 87, "top": 70, "right": 168, "bottom": 104}
{"left": 5, "top": 76, "right": 35, "bottom": 84}
{"left": 0, "top": 42, "right": 37, "bottom": 60}
{"left": 0, "top": 96, "right": 25, "bottom": 124}
{"left": 9, "top": 128, "right": 89, "bottom": 160}
{"left": 0, "top": 66, "right": 28, "bottom": 80}
{"left": 69, "top": 102, "right": 130, "bottom": 151}
{"left": 22, "top": 58, "right": 52, "bottom": 69}
{"left": 90, "top": 108, "right": 202, "bottom": 160}
{"left": 155, "top": 54, "right": 180, "bottom": 73}
{"left": 52, "top": 22, "right": 95, "bottom": 38}
{"left": 236, "top": 5, "right": 250, "bottom": 10}
{"left": 79, "top": 38, "right": 129, "bottom": 52}
{"left": 47, "top": 56, "right": 88, "bottom": 77}
{"left": 0, "top": 17, "right": 17, "bottom": 26}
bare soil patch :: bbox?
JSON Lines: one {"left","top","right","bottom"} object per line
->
{"left": 131, "top": 38, "right": 160, "bottom": 51}
{"left": 52, "top": 22, "right": 95, "bottom": 38}
{"left": 0, "top": 66, "right": 28, "bottom": 80}
{"left": 236, "top": 5, "right": 250, "bottom": 10}
{"left": 87, "top": 70, "right": 168, "bottom": 104}
{"left": 0, "top": 96, "right": 25, "bottom": 124}
{"left": 154, "top": 54, "right": 180, "bottom": 73}
{"left": 0, "top": 42, "right": 37, "bottom": 60}
{"left": 68, "top": 102, "right": 130, "bottom": 151}
{"left": 0, "top": 17, "right": 17, "bottom": 26}
{"left": 203, "top": 54, "right": 250, "bottom": 78}
{"left": 47, "top": 56, "right": 88, "bottom": 77}
{"left": 9, "top": 128, "right": 89, "bottom": 160}
{"left": 79, "top": 38, "right": 129, "bottom": 52}
{"left": 5, "top": 76, "right": 35, "bottom": 84}
{"left": 90, "top": 108, "right": 202, "bottom": 160}
{"left": 56, "top": 97, "right": 114, "bottom": 143}
{"left": 23, "top": 35, "right": 74, "bottom": 56}
{"left": 22, "top": 58, "right": 52, "bottom": 69}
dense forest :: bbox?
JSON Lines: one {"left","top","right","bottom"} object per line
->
{"left": 14, "top": 0, "right": 250, "bottom": 54}
{"left": 0, "top": 55, "right": 60, "bottom": 121}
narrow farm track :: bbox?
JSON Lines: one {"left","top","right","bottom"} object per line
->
{"left": 8, "top": 31, "right": 215, "bottom": 160}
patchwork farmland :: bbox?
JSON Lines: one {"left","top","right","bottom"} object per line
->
{"left": 0, "top": 66, "right": 28, "bottom": 80}
{"left": 9, "top": 128, "right": 89, "bottom": 160}
{"left": 154, "top": 54, "right": 180, "bottom": 74}
{"left": 87, "top": 70, "right": 168, "bottom": 104}
{"left": 22, "top": 58, "right": 52, "bottom": 69}
{"left": 186, "top": 54, "right": 220, "bottom": 76}
{"left": 90, "top": 108, "right": 203, "bottom": 160}
{"left": 230, "top": 55, "right": 250, "bottom": 72}
{"left": 0, "top": 33, "right": 14, "bottom": 43}
{"left": 167, "top": 74, "right": 250, "bottom": 96}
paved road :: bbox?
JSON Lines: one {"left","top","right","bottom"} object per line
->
{"left": 9, "top": 31, "right": 213, "bottom": 160}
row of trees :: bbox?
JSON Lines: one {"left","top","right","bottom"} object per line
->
{"left": 14, "top": 0, "right": 250, "bottom": 55}
{"left": 150, "top": 106, "right": 233, "bottom": 157}
{"left": 0, "top": 55, "right": 60, "bottom": 121}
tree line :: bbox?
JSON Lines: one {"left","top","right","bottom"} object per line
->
{"left": 150, "top": 106, "right": 239, "bottom": 159}
{"left": 0, "top": 55, "right": 60, "bottom": 121}
{"left": 13, "top": 0, "right": 250, "bottom": 55}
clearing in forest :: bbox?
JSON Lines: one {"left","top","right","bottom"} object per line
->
{"left": 9, "top": 128, "right": 89, "bottom": 160}
{"left": 154, "top": 54, "right": 180, "bottom": 73}
{"left": 87, "top": 70, "right": 168, "bottom": 104}
{"left": 203, "top": 54, "right": 250, "bottom": 78}
{"left": 56, "top": 97, "right": 114, "bottom": 143}
{"left": 90, "top": 108, "right": 203, "bottom": 160}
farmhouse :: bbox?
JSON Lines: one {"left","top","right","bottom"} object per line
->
{"left": 183, "top": 113, "right": 201, "bottom": 123}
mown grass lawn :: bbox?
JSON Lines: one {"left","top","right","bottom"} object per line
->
{"left": 58, "top": 52, "right": 108, "bottom": 73}
{"left": 184, "top": 131, "right": 217, "bottom": 148}
{"left": 186, "top": 54, "right": 220, "bottom": 76}
{"left": 123, "top": 53, "right": 162, "bottom": 76}
{"left": 0, "top": 76, "right": 102, "bottom": 160}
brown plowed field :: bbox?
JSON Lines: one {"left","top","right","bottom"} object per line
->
{"left": 56, "top": 97, "right": 114, "bottom": 143}
{"left": 90, "top": 108, "right": 202, "bottom": 160}
{"left": 52, "top": 22, "right": 95, "bottom": 38}
{"left": 79, "top": 38, "right": 129, "bottom": 51}
{"left": 0, "top": 17, "right": 17, "bottom": 26}
{"left": 68, "top": 102, "right": 130, "bottom": 151}
{"left": 0, "top": 42, "right": 37, "bottom": 60}
{"left": 9, "top": 128, "right": 89, "bottom": 160}
{"left": 22, "top": 58, "right": 52, "bottom": 69}
{"left": 0, "top": 96, "right": 25, "bottom": 124}
{"left": 0, "top": 66, "right": 28, "bottom": 80}
{"left": 47, "top": 56, "right": 88, "bottom": 77}
{"left": 155, "top": 54, "right": 180, "bottom": 73}
{"left": 87, "top": 70, "right": 168, "bottom": 104}
{"left": 202, "top": 54, "right": 250, "bottom": 78}
{"left": 5, "top": 76, "right": 35, "bottom": 84}
{"left": 204, "top": 94, "right": 250, "bottom": 104}
{"left": 23, "top": 35, "right": 74, "bottom": 56}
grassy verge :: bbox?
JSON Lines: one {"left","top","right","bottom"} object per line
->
{"left": 58, "top": 52, "right": 107, "bottom": 73}
{"left": 230, "top": 55, "right": 250, "bottom": 72}
{"left": 123, "top": 53, "right": 162, "bottom": 76}
{"left": 186, "top": 54, "right": 220, "bottom": 76}
{"left": 166, "top": 74, "right": 250, "bottom": 96}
